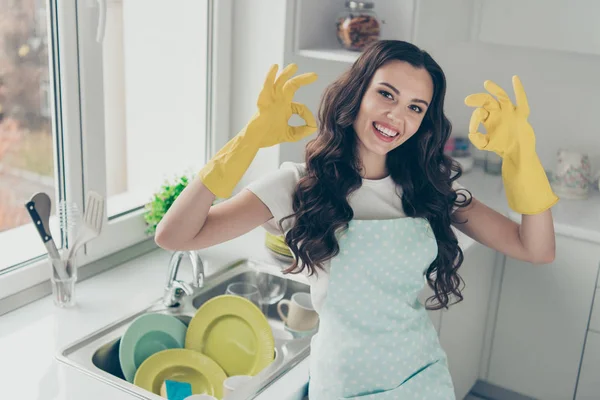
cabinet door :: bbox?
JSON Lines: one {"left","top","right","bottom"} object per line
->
{"left": 576, "top": 332, "right": 600, "bottom": 400}
{"left": 488, "top": 236, "right": 600, "bottom": 400}
{"left": 474, "top": 0, "right": 600, "bottom": 56}
{"left": 439, "top": 243, "right": 497, "bottom": 400}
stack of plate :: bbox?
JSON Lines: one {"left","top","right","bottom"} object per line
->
{"left": 185, "top": 295, "right": 275, "bottom": 377}
{"left": 119, "top": 295, "right": 276, "bottom": 398}
{"left": 264, "top": 231, "right": 293, "bottom": 261}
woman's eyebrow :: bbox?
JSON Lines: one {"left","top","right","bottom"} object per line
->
{"left": 379, "top": 82, "right": 430, "bottom": 107}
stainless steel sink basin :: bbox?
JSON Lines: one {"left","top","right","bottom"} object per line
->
{"left": 57, "top": 258, "right": 315, "bottom": 400}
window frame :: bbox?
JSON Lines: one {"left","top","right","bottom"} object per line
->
{"left": 0, "top": 0, "right": 232, "bottom": 304}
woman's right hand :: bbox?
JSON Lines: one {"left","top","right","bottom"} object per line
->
{"left": 243, "top": 63, "right": 318, "bottom": 148}
{"left": 197, "top": 63, "right": 318, "bottom": 199}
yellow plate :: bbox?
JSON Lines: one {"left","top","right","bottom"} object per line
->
{"left": 264, "top": 233, "right": 292, "bottom": 254}
{"left": 266, "top": 239, "right": 287, "bottom": 247}
{"left": 265, "top": 241, "right": 290, "bottom": 253}
{"left": 133, "top": 348, "right": 226, "bottom": 398}
{"left": 265, "top": 242, "right": 292, "bottom": 255}
{"left": 185, "top": 295, "right": 275, "bottom": 377}
{"left": 266, "top": 246, "right": 293, "bottom": 259}
{"left": 265, "top": 232, "right": 288, "bottom": 246}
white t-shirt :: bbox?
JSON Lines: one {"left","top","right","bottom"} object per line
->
{"left": 245, "top": 161, "right": 468, "bottom": 314}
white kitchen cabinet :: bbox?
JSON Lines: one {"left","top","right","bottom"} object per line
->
{"left": 438, "top": 242, "right": 497, "bottom": 400}
{"left": 588, "top": 288, "right": 600, "bottom": 333}
{"left": 473, "top": 0, "right": 600, "bottom": 56}
{"left": 576, "top": 331, "right": 600, "bottom": 400}
{"left": 487, "top": 235, "right": 600, "bottom": 400}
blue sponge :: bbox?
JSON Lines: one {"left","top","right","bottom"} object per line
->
{"left": 162, "top": 380, "right": 193, "bottom": 400}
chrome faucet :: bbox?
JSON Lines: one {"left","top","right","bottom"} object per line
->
{"left": 163, "top": 250, "right": 205, "bottom": 307}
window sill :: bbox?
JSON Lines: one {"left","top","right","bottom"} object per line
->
{"left": 0, "top": 238, "right": 158, "bottom": 316}
{"left": 0, "top": 219, "right": 61, "bottom": 274}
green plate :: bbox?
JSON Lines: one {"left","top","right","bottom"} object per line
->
{"left": 119, "top": 313, "right": 187, "bottom": 382}
{"left": 185, "top": 295, "right": 275, "bottom": 376}
{"left": 133, "top": 348, "right": 226, "bottom": 398}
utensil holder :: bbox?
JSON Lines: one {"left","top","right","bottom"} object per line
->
{"left": 49, "top": 251, "right": 77, "bottom": 308}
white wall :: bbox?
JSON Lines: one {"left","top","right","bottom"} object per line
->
{"left": 413, "top": 1, "right": 600, "bottom": 175}
{"left": 431, "top": 43, "right": 600, "bottom": 170}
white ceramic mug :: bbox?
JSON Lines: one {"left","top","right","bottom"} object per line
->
{"left": 223, "top": 375, "right": 253, "bottom": 397}
{"left": 277, "top": 292, "right": 318, "bottom": 331}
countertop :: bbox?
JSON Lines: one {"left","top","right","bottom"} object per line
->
{"left": 2, "top": 166, "right": 600, "bottom": 400}
{"left": 459, "top": 167, "right": 600, "bottom": 244}
{"left": 0, "top": 228, "right": 303, "bottom": 400}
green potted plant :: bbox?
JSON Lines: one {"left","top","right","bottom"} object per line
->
{"left": 144, "top": 173, "right": 221, "bottom": 236}
{"left": 144, "top": 174, "right": 190, "bottom": 235}
{"left": 143, "top": 174, "right": 186, "bottom": 236}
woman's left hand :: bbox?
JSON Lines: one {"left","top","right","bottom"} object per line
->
{"left": 464, "top": 76, "right": 559, "bottom": 215}
{"left": 464, "top": 75, "right": 535, "bottom": 161}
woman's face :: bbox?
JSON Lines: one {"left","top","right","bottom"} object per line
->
{"left": 353, "top": 60, "right": 434, "bottom": 159}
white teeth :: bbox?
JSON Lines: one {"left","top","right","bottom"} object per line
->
{"left": 374, "top": 123, "right": 399, "bottom": 137}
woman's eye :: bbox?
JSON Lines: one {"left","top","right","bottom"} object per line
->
{"left": 378, "top": 90, "right": 393, "bottom": 100}
{"left": 409, "top": 105, "right": 423, "bottom": 114}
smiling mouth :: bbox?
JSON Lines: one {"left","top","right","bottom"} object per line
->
{"left": 372, "top": 122, "right": 400, "bottom": 142}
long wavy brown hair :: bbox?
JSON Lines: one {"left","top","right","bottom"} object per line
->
{"left": 278, "top": 40, "right": 472, "bottom": 310}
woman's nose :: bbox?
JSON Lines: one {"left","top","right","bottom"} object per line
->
{"left": 386, "top": 110, "right": 405, "bottom": 130}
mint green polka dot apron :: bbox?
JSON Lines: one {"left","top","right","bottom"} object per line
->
{"left": 308, "top": 218, "right": 456, "bottom": 399}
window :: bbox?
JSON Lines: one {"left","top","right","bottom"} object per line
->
{"left": 0, "top": 0, "right": 59, "bottom": 272}
{"left": 101, "top": 0, "right": 210, "bottom": 219}
{"left": 0, "top": 0, "right": 228, "bottom": 300}
{"left": 77, "top": 0, "right": 211, "bottom": 260}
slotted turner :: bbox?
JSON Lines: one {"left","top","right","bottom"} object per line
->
{"left": 66, "top": 191, "right": 104, "bottom": 268}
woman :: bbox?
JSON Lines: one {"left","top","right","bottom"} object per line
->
{"left": 155, "top": 40, "right": 557, "bottom": 399}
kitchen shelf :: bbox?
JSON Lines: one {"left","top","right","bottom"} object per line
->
{"left": 293, "top": 0, "right": 417, "bottom": 63}
{"left": 296, "top": 48, "right": 361, "bottom": 64}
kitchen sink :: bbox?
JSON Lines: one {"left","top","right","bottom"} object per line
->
{"left": 57, "top": 258, "right": 315, "bottom": 400}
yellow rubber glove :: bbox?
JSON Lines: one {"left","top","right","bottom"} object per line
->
{"left": 198, "top": 63, "right": 318, "bottom": 198}
{"left": 465, "top": 76, "right": 559, "bottom": 214}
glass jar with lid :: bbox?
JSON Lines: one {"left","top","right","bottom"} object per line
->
{"left": 336, "top": 1, "right": 381, "bottom": 51}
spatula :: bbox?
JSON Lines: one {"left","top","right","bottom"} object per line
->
{"left": 25, "top": 192, "right": 69, "bottom": 280}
